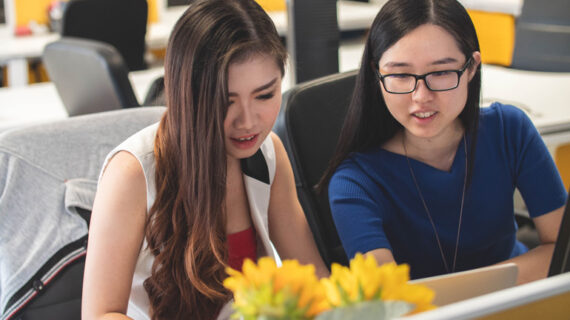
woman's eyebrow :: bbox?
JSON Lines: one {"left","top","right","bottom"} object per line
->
{"left": 381, "top": 61, "right": 411, "bottom": 69}
{"left": 252, "top": 78, "right": 278, "bottom": 93}
{"left": 228, "top": 77, "right": 278, "bottom": 96}
{"left": 430, "top": 57, "right": 459, "bottom": 66}
{"left": 381, "top": 57, "right": 460, "bottom": 69}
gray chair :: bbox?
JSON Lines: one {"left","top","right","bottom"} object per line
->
{"left": 511, "top": 0, "right": 570, "bottom": 72}
{"left": 43, "top": 37, "right": 141, "bottom": 117}
{"left": 0, "top": 107, "right": 165, "bottom": 320}
{"left": 273, "top": 70, "right": 357, "bottom": 268}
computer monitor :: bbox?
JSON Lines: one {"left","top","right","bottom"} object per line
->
{"left": 548, "top": 194, "right": 570, "bottom": 276}
{"left": 167, "top": 0, "right": 190, "bottom": 7}
{"left": 0, "top": 0, "right": 5, "bottom": 24}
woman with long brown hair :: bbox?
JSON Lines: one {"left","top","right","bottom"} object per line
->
{"left": 81, "top": 0, "right": 327, "bottom": 319}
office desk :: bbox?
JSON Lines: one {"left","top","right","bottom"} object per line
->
{"left": 0, "top": 1, "right": 384, "bottom": 87}
{"left": 481, "top": 64, "right": 570, "bottom": 147}
{"left": 0, "top": 26, "right": 58, "bottom": 87}
{"left": 2, "top": 60, "right": 570, "bottom": 144}
{"left": 402, "top": 272, "right": 570, "bottom": 320}
{"left": 0, "top": 67, "right": 164, "bottom": 130}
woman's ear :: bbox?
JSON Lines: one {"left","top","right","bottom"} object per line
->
{"left": 468, "top": 51, "right": 482, "bottom": 81}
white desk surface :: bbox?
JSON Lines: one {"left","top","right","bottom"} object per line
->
{"left": 481, "top": 64, "right": 570, "bottom": 136}
{"left": 0, "top": 67, "right": 164, "bottom": 130}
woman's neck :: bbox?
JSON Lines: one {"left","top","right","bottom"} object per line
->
{"left": 399, "top": 121, "right": 465, "bottom": 171}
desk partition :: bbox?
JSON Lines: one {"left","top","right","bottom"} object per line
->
{"left": 402, "top": 272, "right": 570, "bottom": 320}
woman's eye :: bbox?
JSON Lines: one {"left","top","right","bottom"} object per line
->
{"left": 257, "top": 92, "right": 275, "bottom": 100}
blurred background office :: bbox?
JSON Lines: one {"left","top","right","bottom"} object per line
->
{"left": 0, "top": 1, "right": 570, "bottom": 319}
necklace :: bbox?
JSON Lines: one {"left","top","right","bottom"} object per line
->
{"left": 402, "top": 134, "right": 467, "bottom": 273}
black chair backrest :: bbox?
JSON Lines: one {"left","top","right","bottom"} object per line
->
{"left": 61, "top": 0, "right": 148, "bottom": 71}
{"left": 43, "top": 37, "right": 140, "bottom": 116}
{"left": 273, "top": 70, "right": 358, "bottom": 267}
{"left": 511, "top": 0, "right": 570, "bottom": 72}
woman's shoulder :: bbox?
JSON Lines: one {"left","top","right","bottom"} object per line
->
{"left": 481, "top": 102, "right": 532, "bottom": 124}
{"left": 331, "top": 147, "right": 389, "bottom": 182}
{"left": 115, "top": 122, "right": 160, "bottom": 156}
{"left": 99, "top": 122, "right": 158, "bottom": 184}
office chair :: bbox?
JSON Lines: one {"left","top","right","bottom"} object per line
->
{"left": 61, "top": 0, "right": 148, "bottom": 71}
{"left": 43, "top": 37, "right": 141, "bottom": 116}
{"left": 143, "top": 76, "right": 166, "bottom": 106}
{"left": 511, "top": 0, "right": 570, "bottom": 72}
{"left": 273, "top": 70, "right": 358, "bottom": 268}
{"left": 0, "top": 107, "right": 166, "bottom": 320}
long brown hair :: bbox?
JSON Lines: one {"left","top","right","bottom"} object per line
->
{"left": 143, "top": 0, "right": 286, "bottom": 318}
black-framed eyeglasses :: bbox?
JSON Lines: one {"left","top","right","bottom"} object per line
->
{"left": 375, "top": 57, "right": 473, "bottom": 94}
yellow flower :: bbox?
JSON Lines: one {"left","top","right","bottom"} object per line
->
{"left": 224, "top": 257, "right": 329, "bottom": 319}
{"left": 320, "top": 253, "right": 436, "bottom": 314}
{"left": 224, "top": 254, "right": 436, "bottom": 319}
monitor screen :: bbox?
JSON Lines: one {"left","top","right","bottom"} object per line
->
{"left": 167, "top": 0, "right": 190, "bottom": 7}
{"left": 0, "top": 0, "right": 5, "bottom": 24}
{"left": 548, "top": 195, "right": 570, "bottom": 276}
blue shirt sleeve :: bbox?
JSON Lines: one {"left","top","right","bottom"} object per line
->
{"left": 497, "top": 104, "right": 567, "bottom": 217}
{"left": 328, "top": 159, "right": 392, "bottom": 259}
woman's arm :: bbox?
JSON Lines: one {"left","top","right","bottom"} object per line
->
{"left": 82, "top": 151, "right": 148, "bottom": 320}
{"left": 268, "top": 133, "right": 329, "bottom": 278}
{"left": 501, "top": 206, "right": 564, "bottom": 285}
{"left": 366, "top": 248, "right": 396, "bottom": 266}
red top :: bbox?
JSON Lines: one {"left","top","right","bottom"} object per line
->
{"left": 227, "top": 226, "right": 257, "bottom": 271}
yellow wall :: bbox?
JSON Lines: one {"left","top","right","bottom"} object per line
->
{"left": 14, "top": 0, "right": 159, "bottom": 27}
{"left": 255, "top": 0, "right": 286, "bottom": 12}
{"left": 468, "top": 10, "right": 515, "bottom": 67}
{"left": 14, "top": 0, "right": 54, "bottom": 27}
{"left": 147, "top": 0, "right": 159, "bottom": 23}
{"left": 555, "top": 144, "right": 570, "bottom": 190}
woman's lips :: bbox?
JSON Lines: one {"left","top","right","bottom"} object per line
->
{"left": 230, "top": 134, "right": 259, "bottom": 149}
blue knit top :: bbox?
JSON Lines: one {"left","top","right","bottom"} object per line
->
{"left": 329, "top": 103, "right": 567, "bottom": 279}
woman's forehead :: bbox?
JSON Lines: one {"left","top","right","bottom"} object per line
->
{"left": 378, "top": 24, "right": 463, "bottom": 66}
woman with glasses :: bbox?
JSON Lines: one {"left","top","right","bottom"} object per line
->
{"left": 82, "top": 0, "right": 327, "bottom": 319}
{"left": 322, "top": 0, "right": 565, "bottom": 284}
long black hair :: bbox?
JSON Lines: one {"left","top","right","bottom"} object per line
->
{"left": 320, "top": 0, "right": 481, "bottom": 189}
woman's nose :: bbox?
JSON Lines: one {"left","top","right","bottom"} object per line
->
{"left": 235, "top": 102, "right": 255, "bottom": 129}
{"left": 412, "top": 79, "right": 434, "bottom": 103}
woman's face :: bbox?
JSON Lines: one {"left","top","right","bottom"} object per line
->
{"left": 224, "top": 54, "right": 282, "bottom": 160}
{"left": 377, "top": 24, "right": 480, "bottom": 141}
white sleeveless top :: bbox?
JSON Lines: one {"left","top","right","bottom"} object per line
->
{"left": 101, "top": 122, "right": 279, "bottom": 320}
